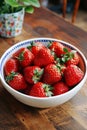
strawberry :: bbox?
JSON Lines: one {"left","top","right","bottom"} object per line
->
{"left": 64, "top": 65, "right": 84, "bottom": 87}
{"left": 6, "top": 72, "right": 27, "bottom": 90}
{"left": 13, "top": 47, "right": 34, "bottom": 67}
{"left": 34, "top": 47, "right": 54, "bottom": 67}
{"left": 29, "top": 82, "right": 53, "bottom": 97}
{"left": 66, "top": 51, "right": 79, "bottom": 66}
{"left": 4, "top": 58, "right": 19, "bottom": 75}
{"left": 24, "top": 66, "right": 44, "bottom": 84}
{"left": 27, "top": 41, "right": 44, "bottom": 55}
{"left": 42, "top": 64, "right": 62, "bottom": 85}
{"left": 48, "top": 41, "right": 65, "bottom": 57}
{"left": 60, "top": 48, "right": 79, "bottom": 66}
{"left": 53, "top": 81, "right": 69, "bottom": 96}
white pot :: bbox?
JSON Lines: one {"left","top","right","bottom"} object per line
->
{"left": 0, "top": 9, "right": 24, "bottom": 38}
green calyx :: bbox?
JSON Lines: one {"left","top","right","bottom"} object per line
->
{"left": 56, "top": 48, "right": 76, "bottom": 64}
{"left": 27, "top": 41, "right": 36, "bottom": 50}
{"left": 52, "top": 64, "right": 61, "bottom": 73}
{"left": 61, "top": 48, "right": 75, "bottom": 63}
{"left": 32, "top": 68, "right": 44, "bottom": 83}
{"left": 55, "top": 48, "right": 76, "bottom": 73}
{"left": 6, "top": 72, "right": 18, "bottom": 82}
{"left": 16, "top": 51, "right": 25, "bottom": 61}
{"left": 42, "top": 84, "right": 53, "bottom": 97}
{"left": 56, "top": 63, "right": 62, "bottom": 71}
{"left": 47, "top": 41, "right": 53, "bottom": 48}
{"left": 51, "top": 50, "right": 57, "bottom": 60}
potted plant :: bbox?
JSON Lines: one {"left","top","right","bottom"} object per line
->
{"left": 0, "top": 0, "right": 40, "bottom": 38}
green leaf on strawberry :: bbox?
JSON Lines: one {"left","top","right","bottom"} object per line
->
{"left": 6, "top": 72, "right": 18, "bottom": 82}
{"left": 27, "top": 41, "right": 36, "bottom": 50}
{"left": 43, "top": 84, "right": 53, "bottom": 97}
{"left": 61, "top": 48, "right": 75, "bottom": 63}
{"left": 16, "top": 51, "right": 25, "bottom": 61}
{"left": 32, "top": 68, "right": 44, "bottom": 83}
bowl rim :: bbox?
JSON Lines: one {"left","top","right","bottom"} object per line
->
{"left": 0, "top": 37, "right": 87, "bottom": 100}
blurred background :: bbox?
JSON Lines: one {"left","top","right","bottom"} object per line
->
{"left": 40, "top": 0, "right": 87, "bottom": 32}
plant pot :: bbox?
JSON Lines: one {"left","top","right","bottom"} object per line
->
{"left": 0, "top": 9, "right": 24, "bottom": 38}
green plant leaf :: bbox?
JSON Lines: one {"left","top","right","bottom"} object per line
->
{"left": 20, "top": 0, "right": 31, "bottom": 6}
{"left": 25, "top": 6, "right": 34, "bottom": 13}
{"left": 0, "top": 0, "right": 40, "bottom": 14}
{"left": 27, "top": 0, "right": 40, "bottom": 7}
{"left": 5, "top": 0, "right": 20, "bottom": 7}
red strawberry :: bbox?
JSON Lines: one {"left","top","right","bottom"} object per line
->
{"left": 24, "top": 66, "right": 44, "bottom": 84}
{"left": 13, "top": 47, "right": 34, "bottom": 67}
{"left": 48, "top": 41, "right": 65, "bottom": 57}
{"left": 60, "top": 49, "right": 79, "bottom": 66}
{"left": 29, "top": 82, "right": 53, "bottom": 97}
{"left": 4, "top": 58, "right": 19, "bottom": 75}
{"left": 27, "top": 41, "right": 44, "bottom": 55}
{"left": 34, "top": 47, "right": 54, "bottom": 67}
{"left": 66, "top": 51, "right": 79, "bottom": 66}
{"left": 42, "top": 64, "right": 62, "bottom": 85}
{"left": 53, "top": 81, "right": 69, "bottom": 96}
{"left": 64, "top": 65, "right": 84, "bottom": 87}
{"left": 6, "top": 72, "right": 27, "bottom": 90}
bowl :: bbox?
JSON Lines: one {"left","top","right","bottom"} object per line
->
{"left": 0, "top": 38, "right": 87, "bottom": 108}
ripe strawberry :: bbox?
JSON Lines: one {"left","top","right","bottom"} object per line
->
{"left": 53, "top": 81, "right": 69, "bottom": 96}
{"left": 64, "top": 65, "right": 84, "bottom": 87}
{"left": 24, "top": 66, "right": 44, "bottom": 84}
{"left": 27, "top": 41, "right": 44, "bottom": 55}
{"left": 42, "top": 64, "right": 62, "bottom": 85}
{"left": 48, "top": 41, "right": 65, "bottom": 57}
{"left": 13, "top": 47, "right": 34, "bottom": 67}
{"left": 6, "top": 72, "right": 27, "bottom": 90}
{"left": 29, "top": 82, "right": 53, "bottom": 97}
{"left": 66, "top": 51, "right": 79, "bottom": 66}
{"left": 4, "top": 58, "right": 19, "bottom": 75}
{"left": 34, "top": 47, "right": 54, "bottom": 67}
{"left": 60, "top": 48, "right": 79, "bottom": 66}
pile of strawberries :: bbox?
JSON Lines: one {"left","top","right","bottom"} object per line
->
{"left": 4, "top": 41, "right": 84, "bottom": 97}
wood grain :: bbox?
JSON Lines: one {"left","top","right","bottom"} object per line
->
{"left": 0, "top": 7, "right": 87, "bottom": 130}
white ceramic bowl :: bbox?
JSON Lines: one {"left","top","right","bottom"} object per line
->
{"left": 0, "top": 38, "right": 87, "bottom": 108}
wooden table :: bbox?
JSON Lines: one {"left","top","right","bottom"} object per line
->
{"left": 0, "top": 7, "right": 87, "bottom": 130}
